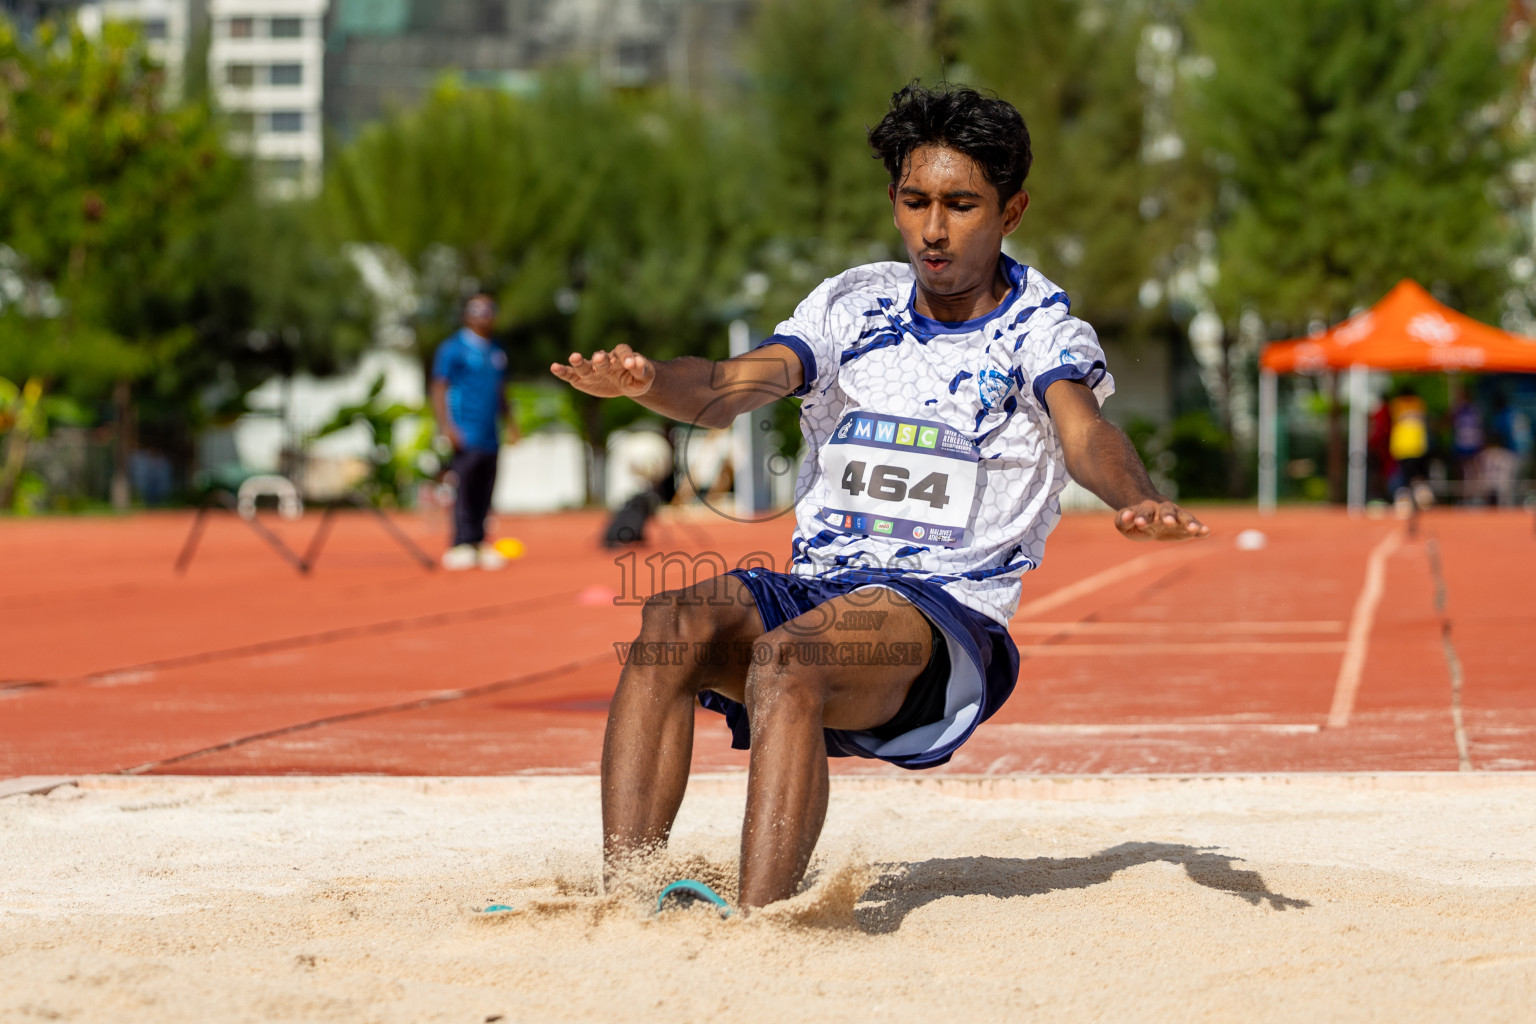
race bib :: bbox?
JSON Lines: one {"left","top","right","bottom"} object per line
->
{"left": 816, "top": 412, "right": 979, "bottom": 548}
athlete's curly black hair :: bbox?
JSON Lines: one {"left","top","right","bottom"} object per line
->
{"left": 867, "top": 82, "right": 1032, "bottom": 206}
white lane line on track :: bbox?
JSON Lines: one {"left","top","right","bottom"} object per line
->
{"left": 1012, "top": 641, "right": 1348, "bottom": 656}
{"left": 1013, "top": 546, "right": 1208, "bottom": 619}
{"left": 993, "top": 723, "right": 1322, "bottom": 735}
{"left": 116, "top": 651, "right": 613, "bottom": 776}
{"left": 1326, "top": 528, "right": 1405, "bottom": 729}
{"left": 1009, "top": 621, "right": 1346, "bottom": 635}
{"left": 1424, "top": 535, "right": 1474, "bottom": 772}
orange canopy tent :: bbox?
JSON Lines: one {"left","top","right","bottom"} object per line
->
{"left": 1256, "top": 280, "right": 1536, "bottom": 512}
{"left": 1261, "top": 279, "right": 1536, "bottom": 374}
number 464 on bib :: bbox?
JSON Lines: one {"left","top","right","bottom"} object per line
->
{"left": 839, "top": 461, "right": 951, "bottom": 509}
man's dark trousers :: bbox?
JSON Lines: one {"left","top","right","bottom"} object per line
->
{"left": 452, "top": 448, "right": 499, "bottom": 547}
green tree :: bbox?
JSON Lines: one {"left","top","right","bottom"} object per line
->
{"left": 737, "top": 0, "right": 939, "bottom": 320}
{"left": 0, "top": 17, "right": 239, "bottom": 505}
{"left": 0, "top": 375, "right": 88, "bottom": 510}
{"left": 942, "top": 0, "right": 1201, "bottom": 334}
{"left": 1187, "top": 0, "right": 1525, "bottom": 325}
{"left": 1184, "top": 0, "right": 1529, "bottom": 497}
{"left": 324, "top": 76, "right": 752, "bottom": 496}
{"left": 173, "top": 194, "right": 375, "bottom": 422}
{"left": 0, "top": 15, "right": 374, "bottom": 508}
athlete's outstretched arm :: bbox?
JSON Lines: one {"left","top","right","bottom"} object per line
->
{"left": 550, "top": 344, "right": 802, "bottom": 429}
{"left": 1044, "top": 378, "right": 1210, "bottom": 541}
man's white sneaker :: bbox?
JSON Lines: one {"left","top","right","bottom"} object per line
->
{"left": 442, "top": 544, "right": 479, "bottom": 571}
{"left": 477, "top": 544, "right": 508, "bottom": 571}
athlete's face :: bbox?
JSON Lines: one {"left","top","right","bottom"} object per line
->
{"left": 889, "top": 146, "right": 1028, "bottom": 312}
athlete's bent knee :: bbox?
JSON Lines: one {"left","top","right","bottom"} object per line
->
{"left": 638, "top": 588, "right": 726, "bottom": 649}
{"left": 742, "top": 636, "right": 827, "bottom": 720}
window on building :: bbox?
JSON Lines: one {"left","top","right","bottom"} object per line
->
{"left": 142, "top": 19, "right": 168, "bottom": 41}
{"left": 228, "top": 17, "right": 253, "bottom": 38}
{"left": 225, "top": 64, "right": 255, "bottom": 88}
{"left": 270, "top": 17, "right": 303, "bottom": 38}
{"left": 227, "top": 110, "right": 256, "bottom": 134}
{"left": 270, "top": 64, "right": 303, "bottom": 86}
{"left": 269, "top": 111, "right": 304, "bottom": 133}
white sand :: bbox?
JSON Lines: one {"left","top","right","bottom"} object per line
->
{"left": 3, "top": 774, "right": 1535, "bottom": 1023}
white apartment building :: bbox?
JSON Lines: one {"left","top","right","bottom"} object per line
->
{"left": 206, "top": 0, "right": 328, "bottom": 198}
{"left": 78, "top": 0, "right": 192, "bottom": 97}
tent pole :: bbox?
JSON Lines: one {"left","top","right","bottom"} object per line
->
{"left": 1258, "top": 369, "right": 1278, "bottom": 514}
{"left": 728, "top": 319, "right": 757, "bottom": 516}
{"left": 1347, "top": 363, "right": 1369, "bottom": 515}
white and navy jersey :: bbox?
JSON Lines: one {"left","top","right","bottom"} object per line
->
{"left": 760, "top": 255, "right": 1113, "bottom": 627}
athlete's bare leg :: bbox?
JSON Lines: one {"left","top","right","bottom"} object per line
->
{"left": 601, "top": 578, "right": 932, "bottom": 909}
{"left": 600, "top": 574, "right": 762, "bottom": 884}
{"left": 729, "top": 589, "right": 931, "bottom": 908}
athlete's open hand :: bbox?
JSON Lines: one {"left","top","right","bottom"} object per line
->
{"left": 549, "top": 344, "right": 655, "bottom": 398}
{"left": 1115, "top": 499, "right": 1210, "bottom": 541}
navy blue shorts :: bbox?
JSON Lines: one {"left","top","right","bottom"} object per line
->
{"left": 697, "top": 568, "right": 1021, "bottom": 770}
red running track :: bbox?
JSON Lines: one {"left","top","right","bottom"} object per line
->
{"left": 1, "top": 504, "right": 1531, "bottom": 777}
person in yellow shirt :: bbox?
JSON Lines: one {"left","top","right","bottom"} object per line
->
{"left": 1387, "top": 386, "right": 1432, "bottom": 507}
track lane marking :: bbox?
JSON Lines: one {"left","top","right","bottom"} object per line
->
{"left": 1425, "top": 534, "right": 1473, "bottom": 771}
{"left": 1009, "top": 621, "right": 1346, "bottom": 635}
{"left": 1326, "top": 528, "right": 1404, "bottom": 729}
{"left": 22, "top": 588, "right": 595, "bottom": 693}
{"left": 1013, "top": 546, "right": 1211, "bottom": 620}
{"left": 990, "top": 723, "right": 1322, "bottom": 735}
{"left": 1013, "top": 641, "right": 1347, "bottom": 656}
{"left": 117, "top": 651, "right": 614, "bottom": 776}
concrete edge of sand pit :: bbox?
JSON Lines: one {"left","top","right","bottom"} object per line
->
{"left": 0, "top": 776, "right": 80, "bottom": 800}
{"left": 9, "top": 772, "right": 1534, "bottom": 803}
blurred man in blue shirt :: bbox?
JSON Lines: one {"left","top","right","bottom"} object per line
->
{"left": 430, "top": 294, "right": 519, "bottom": 570}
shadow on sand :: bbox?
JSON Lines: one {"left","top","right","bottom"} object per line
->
{"left": 855, "top": 842, "right": 1310, "bottom": 934}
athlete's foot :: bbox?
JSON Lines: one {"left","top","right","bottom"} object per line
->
{"left": 600, "top": 838, "right": 669, "bottom": 899}
{"left": 477, "top": 544, "right": 507, "bottom": 571}
{"left": 441, "top": 544, "right": 478, "bottom": 571}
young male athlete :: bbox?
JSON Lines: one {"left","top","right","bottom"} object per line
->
{"left": 551, "top": 83, "right": 1209, "bottom": 913}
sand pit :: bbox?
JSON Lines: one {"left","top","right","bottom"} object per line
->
{"left": 3, "top": 774, "right": 1534, "bottom": 1022}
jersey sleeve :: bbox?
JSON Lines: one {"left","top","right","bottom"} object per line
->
{"left": 431, "top": 338, "right": 458, "bottom": 382}
{"left": 753, "top": 276, "right": 845, "bottom": 397}
{"left": 1017, "top": 309, "right": 1115, "bottom": 414}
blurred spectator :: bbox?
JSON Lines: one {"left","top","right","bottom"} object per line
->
{"left": 430, "top": 295, "right": 519, "bottom": 571}
{"left": 1388, "top": 386, "right": 1432, "bottom": 508}
{"left": 1477, "top": 394, "right": 1525, "bottom": 507}
{"left": 128, "top": 449, "right": 174, "bottom": 506}
{"left": 1368, "top": 397, "right": 1395, "bottom": 502}
{"left": 1490, "top": 393, "right": 1531, "bottom": 462}
{"left": 1449, "top": 386, "right": 1485, "bottom": 500}
{"left": 603, "top": 430, "right": 675, "bottom": 548}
